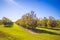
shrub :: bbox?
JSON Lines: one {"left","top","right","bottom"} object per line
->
{"left": 3, "top": 22, "right": 13, "bottom": 27}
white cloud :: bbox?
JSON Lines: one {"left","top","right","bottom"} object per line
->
{"left": 5, "top": 0, "right": 19, "bottom": 6}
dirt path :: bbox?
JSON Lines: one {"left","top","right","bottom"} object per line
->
{"left": 25, "top": 29, "right": 38, "bottom": 34}
{"left": 20, "top": 27, "right": 39, "bottom": 34}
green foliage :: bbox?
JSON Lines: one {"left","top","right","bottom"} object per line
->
{"left": 2, "top": 17, "right": 13, "bottom": 27}
{"left": 16, "top": 11, "right": 60, "bottom": 29}
{"left": 0, "top": 20, "right": 3, "bottom": 25}
{"left": 16, "top": 11, "right": 37, "bottom": 29}
{"left": 36, "top": 18, "right": 42, "bottom": 27}
{"left": 3, "top": 22, "right": 13, "bottom": 27}
{"left": 41, "top": 17, "right": 48, "bottom": 27}
{"left": 47, "top": 16, "right": 57, "bottom": 28}
{"left": 37, "top": 16, "right": 60, "bottom": 28}
{"left": 56, "top": 20, "right": 60, "bottom": 28}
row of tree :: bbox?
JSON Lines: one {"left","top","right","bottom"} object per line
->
{"left": 16, "top": 11, "right": 60, "bottom": 29}
{"left": 0, "top": 11, "right": 60, "bottom": 28}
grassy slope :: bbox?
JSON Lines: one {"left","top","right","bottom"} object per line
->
{"left": 36, "top": 27, "right": 60, "bottom": 34}
{"left": 0, "top": 23, "right": 60, "bottom": 40}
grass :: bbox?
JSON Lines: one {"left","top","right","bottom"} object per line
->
{"left": 36, "top": 27, "right": 60, "bottom": 35}
{"left": 0, "top": 23, "right": 60, "bottom": 40}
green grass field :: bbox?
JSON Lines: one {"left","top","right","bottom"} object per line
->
{"left": 0, "top": 23, "right": 60, "bottom": 40}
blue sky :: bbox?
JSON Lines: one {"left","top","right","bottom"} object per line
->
{"left": 0, "top": 0, "right": 60, "bottom": 21}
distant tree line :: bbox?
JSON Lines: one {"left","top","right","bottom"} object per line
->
{"left": 15, "top": 11, "right": 60, "bottom": 29}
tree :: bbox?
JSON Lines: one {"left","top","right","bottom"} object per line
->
{"left": 0, "top": 20, "right": 3, "bottom": 25}
{"left": 47, "top": 16, "right": 57, "bottom": 28}
{"left": 41, "top": 17, "right": 48, "bottom": 28}
{"left": 2, "top": 17, "right": 13, "bottom": 27}
{"left": 16, "top": 11, "right": 37, "bottom": 29}
{"left": 36, "top": 18, "right": 42, "bottom": 27}
{"left": 16, "top": 12, "right": 60, "bottom": 29}
{"left": 56, "top": 20, "right": 60, "bottom": 28}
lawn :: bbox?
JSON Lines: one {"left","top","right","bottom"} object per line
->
{"left": 36, "top": 27, "right": 60, "bottom": 34}
{"left": 0, "top": 23, "right": 60, "bottom": 40}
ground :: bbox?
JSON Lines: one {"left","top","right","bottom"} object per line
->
{"left": 0, "top": 23, "right": 60, "bottom": 40}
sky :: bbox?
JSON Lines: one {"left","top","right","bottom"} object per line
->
{"left": 0, "top": 0, "right": 60, "bottom": 21}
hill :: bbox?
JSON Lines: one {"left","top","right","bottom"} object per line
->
{"left": 0, "top": 23, "right": 60, "bottom": 40}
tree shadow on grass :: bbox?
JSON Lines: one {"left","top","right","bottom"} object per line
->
{"left": 28, "top": 28, "right": 60, "bottom": 36}
{"left": 45, "top": 28, "right": 60, "bottom": 31}
{"left": 50, "top": 28, "right": 60, "bottom": 31}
